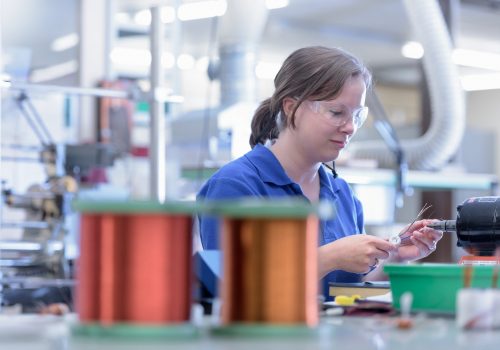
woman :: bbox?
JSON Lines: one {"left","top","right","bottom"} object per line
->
{"left": 197, "top": 46, "right": 443, "bottom": 296}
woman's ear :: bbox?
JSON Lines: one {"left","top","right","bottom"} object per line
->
{"left": 282, "top": 97, "right": 298, "bottom": 119}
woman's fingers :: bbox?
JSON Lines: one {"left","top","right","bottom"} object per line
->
{"left": 410, "top": 235, "right": 429, "bottom": 254}
{"left": 412, "top": 231, "right": 435, "bottom": 250}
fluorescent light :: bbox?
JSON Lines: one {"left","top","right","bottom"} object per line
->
{"left": 177, "top": 0, "right": 227, "bottom": 21}
{"left": 111, "top": 47, "right": 151, "bottom": 66}
{"left": 133, "top": 6, "right": 176, "bottom": 25}
{"left": 51, "top": 33, "right": 79, "bottom": 52}
{"left": 166, "top": 95, "right": 185, "bottom": 103}
{"left": 265, "top": 0, "right": 289, "bottom": 9}
{"left": 177, "top": 54, "right": 195, "bottom": 70}
{"left": 30, "top": 60, "right": 78, "bottom": 83}
{"left": 401, "top": 41, "right": 424, "bottom": 59}
{"left": 460, "top": 73, "right": 500, "bottom": 91}
{"left": 134, "top": 9, "right": 151, "bottom": 26}
{"left": 110, "top": 48, "right": 179, "bottom": 71}
{"left": 255, "top": 61, "right": 281, "bottom": 80}
{"left": 401, "top": 43, "right": 500, "bottom": 72}
{"left": 453, "top": 49, "right": 500, "bottom": 72}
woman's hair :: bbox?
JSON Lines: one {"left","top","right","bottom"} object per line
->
{"left": 249, "top": 46, "right": 372, "bottom": 148}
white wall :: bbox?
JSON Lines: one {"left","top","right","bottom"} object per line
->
{"left": 465, "top": 89, "right": 500, "bottom": 178}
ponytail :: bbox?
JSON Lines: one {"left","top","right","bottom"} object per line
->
{"left": 249, "top": 98, "right": 279, "bottom": 148}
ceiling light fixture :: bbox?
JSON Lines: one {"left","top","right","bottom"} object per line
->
{"left": 51, "top": 33, "right": 79, "bottom": 52}
{"left": 401, "top": 41, "right": 424, "bottom": 59}
{"left": 111, "top": 48, "right": 151, "bottom": 66}
{"left": 265, "top": 0, "right": 289, "bottom": 9}
{"left": 177, "top": 0, "right": 227, "bottom": 21}
{"left": 30, "top": 60, "right": 78, "bottom": 83}
{"left": 402, "top": 42, "right": 500, "bottom": 73}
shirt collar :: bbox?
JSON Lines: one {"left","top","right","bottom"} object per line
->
{"left": 246, "top": 144, "right": 294, "bottom": 186}
{"left": 247, "top": 144, "right": 342, "bottom": 196}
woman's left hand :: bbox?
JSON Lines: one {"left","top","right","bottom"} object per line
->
{"left": 393, "top": 219, "right": 444, "bottom": 262}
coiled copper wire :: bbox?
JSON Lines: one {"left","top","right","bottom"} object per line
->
{"left": 220, "top": 216, "right": 319, "bottom": 327}
{"left": 77, "top": 213, "right": 192, "bottom": 325}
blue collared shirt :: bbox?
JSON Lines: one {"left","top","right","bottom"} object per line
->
{"left": 197, "top": 144, "right": 365, "bottom": 298}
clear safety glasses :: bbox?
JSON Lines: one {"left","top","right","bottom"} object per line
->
{"left": 307, "top": 100, "right": 369, "bottom": 129}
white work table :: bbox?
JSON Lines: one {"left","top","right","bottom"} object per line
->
{"left": 2, "top": 314, "right": 500, "bottom": 350}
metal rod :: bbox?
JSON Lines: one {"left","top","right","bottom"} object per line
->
{"left": 0, "top": 241, "right": 42, "bottom": 251}
{"left": 1, "top": 143, "right": 43, "bottom": 151}
{"left": 1, "top": 221, "right": 50, "bottom": 229}
{"left": 23, "top": 95, "right": 55, "bottom": 144}
{"left": 1, "top": 156, "right": 40, "bottom": 163}
{"left": 5, "top": 192, "right": 56, "bottom": 200}
{"left": 104, "top": 0, "right": 116, "bottom": 81}
{"left": 149, "top": 6, "right": 166, "bottom": 203}
{"left": 0, "top": 277, "right": 76, "bottom": 288}
{"left": 15, "top": 95, "right": 50, "bottom": 146}
{"left": 4, "top": 81, "right": 130, "bottom": 99}
{"left": 3, "top": 81, "right": 186, "bottom": 103}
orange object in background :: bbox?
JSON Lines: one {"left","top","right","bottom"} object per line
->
{"left": 220, "top": 216, "right": 319, "bottom": 327}
{"left": 77, "top": 212, "right": 193, "bottom": 325}
{"left": 459, "top": 255, "right": 500, "bottom": 265}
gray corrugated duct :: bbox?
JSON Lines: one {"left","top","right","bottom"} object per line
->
{"left": 217, "top": 0, "right": 268, "bottom": 108}
{"left": 215, "top": 0, "right": 268, "bottom": 159}
{"left": 349, "top": 0, "right": 465, "bottom": 170}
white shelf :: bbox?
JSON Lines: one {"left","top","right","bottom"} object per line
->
{"left": 339, "top": 167, "right": 498, "bottom": 191}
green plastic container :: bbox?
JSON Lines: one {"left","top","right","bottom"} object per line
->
{"left": 384, "top": 263, "right": 500, "bottom": 314}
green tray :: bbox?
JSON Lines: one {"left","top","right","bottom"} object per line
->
{"left": 211, "top": 323, "right": 318, "bottom": 337}
{"left": 72, "top": 322, "right": 199, "bottom": 339}
{"left": 72, "top": 198, "right": 335, "bottom": 219}
{"left": 384, "top": 263, "right": 500, "bottom": 314}
{"left": 72, "top": 199, "right": 206, "bottom": 214}
{"left": 203, "top": 198, "right": 335, "bottom": 219}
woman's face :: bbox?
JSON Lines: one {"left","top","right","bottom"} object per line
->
{"left": 291, "top": 75, "right": 367, "bottom": 163}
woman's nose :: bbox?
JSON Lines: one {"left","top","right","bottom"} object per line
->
{"left": 339, "top": 117, "right": 355, "bottom": 135}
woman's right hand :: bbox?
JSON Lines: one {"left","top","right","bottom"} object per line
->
{"left": 318, "top": 234, "right": 397, "bottom": 277}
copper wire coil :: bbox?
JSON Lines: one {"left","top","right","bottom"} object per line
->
{"left": 77, "top": 213, "right": 192, "bottom": 325}
{"left": 220, "top": 216, "right": 319, "bottom": 327}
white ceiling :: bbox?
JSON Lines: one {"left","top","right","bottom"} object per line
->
{"left": 2, "top": 0, "right": 500, "bottom": 85}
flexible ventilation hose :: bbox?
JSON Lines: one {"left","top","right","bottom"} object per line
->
{"left": 350, "top": 0, "right": 465, "bottom": 170}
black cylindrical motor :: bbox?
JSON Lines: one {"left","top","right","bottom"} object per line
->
{"left": 429, "top": 197, "right": 500, "bottom": 256}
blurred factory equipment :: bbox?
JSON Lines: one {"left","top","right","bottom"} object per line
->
{"left": 0, "top": 90, "right": 119, "bottom": 311}
{"left": 1, "top": 93, "right": 78, "bottom": 281}
{"left": 168, "top": 0, "right": 268, "bottom": 168}
{"left": 365, "top": 90, "right": 409, "bottom": 208}
{"left": 350, "top": 0, "right": 465, "bottom": 171}
{"left": 428, "top": 196, "right": 500, "bottom": 257}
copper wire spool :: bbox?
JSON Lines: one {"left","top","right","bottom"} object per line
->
{"left": 220, "top": 215, "right": 319, "bottom": 327}
{"left": 76, "top": 205, "right": 193, "bottom": 325}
